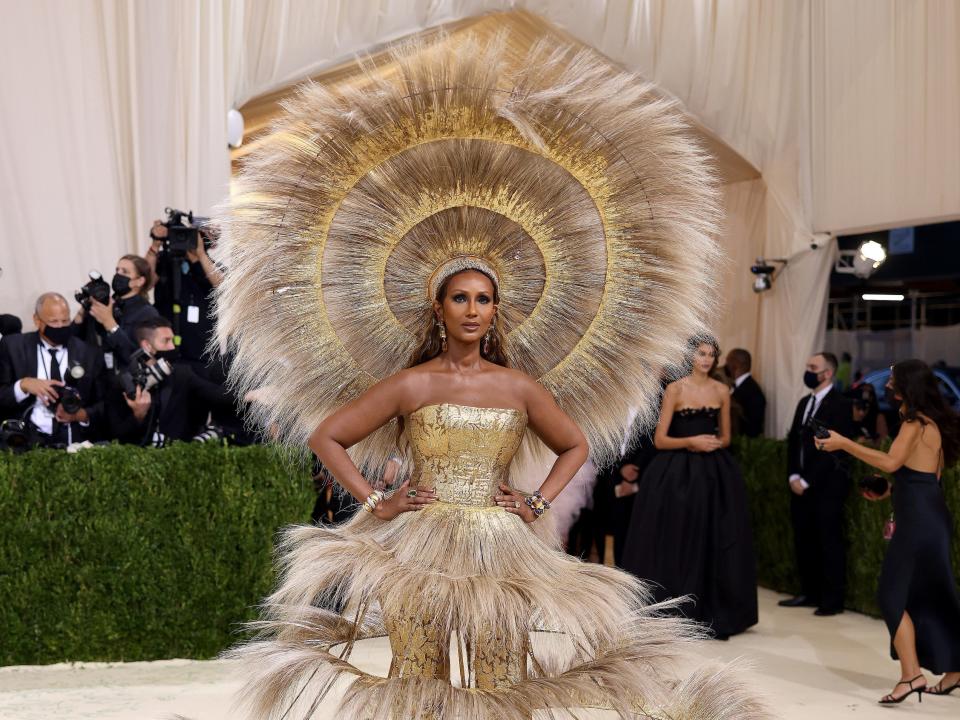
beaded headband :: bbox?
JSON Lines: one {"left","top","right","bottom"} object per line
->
{"left": 427, "top": 256, "right": 500, "bottom": 301}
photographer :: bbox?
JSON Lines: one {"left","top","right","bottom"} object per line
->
{"left": 146, "top": 215, "right": 222, "bottom": 368}
{"left": 0, "top": 293, "right": 106, "bottom": 446}
{"left": 106, "top": 316, "right": 234, "bottom": 446}
{"left": 74, "top": 255, "right": 159, "bottom": 368}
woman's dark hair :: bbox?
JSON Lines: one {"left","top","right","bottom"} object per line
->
{"left": 121, "top": 254, "right": 154, "bottom": 299}
{"left": 405, "top": 269, "right": 509, "bottom": 369}
{"left": 891, "top": 359, "right": 960, "bottom": 466}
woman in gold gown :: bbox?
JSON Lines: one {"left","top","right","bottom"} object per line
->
{"left": 215, "top": 34, "right": 768, "bottom": 719}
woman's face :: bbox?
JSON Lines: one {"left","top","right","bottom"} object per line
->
{"left": 436, "top": 270, "right": 497, "bottom": 347}
{"left": 116, "top": 258, "right": 144, "bottom": 293}
{"left": 692, "top": 342, "right": 717, "bottom": 375}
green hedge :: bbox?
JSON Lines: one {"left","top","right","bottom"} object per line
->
{"left": 0, "top": 443, "right": 313, "bottom": 666}
{"left": 733, "top": 437, "right": 960, "bottom": 616}
{"left": 2, "top": 440, "right": 958, "bottom": 665}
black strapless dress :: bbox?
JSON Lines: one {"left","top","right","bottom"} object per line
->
{"left": 621, "top": 407, "right": 758, "bottom": 637}
{"left": 879, "top": 467, "right": 960, "bottom": 673}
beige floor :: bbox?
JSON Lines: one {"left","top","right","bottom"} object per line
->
{"left": 1, "top": 588, "right": 956, "bottom": 719}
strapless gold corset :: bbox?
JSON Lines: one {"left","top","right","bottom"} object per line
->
{"left": 406, "top": 403, "right": 527, "bottom": 507}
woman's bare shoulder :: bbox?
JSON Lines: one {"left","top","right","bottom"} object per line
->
{"left": 709, "top": 377, "right": 731, "bottom": 396}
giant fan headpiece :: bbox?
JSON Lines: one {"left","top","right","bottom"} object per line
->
{"left": 215, "top": 33, "right": 721, "bottom": 470}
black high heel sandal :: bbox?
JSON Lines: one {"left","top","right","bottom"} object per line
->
{"left": 925, "top": 679, "right": 960, "bottom": 696}
{"left": 879, "top": 675, "right": 926, "bottom": 705}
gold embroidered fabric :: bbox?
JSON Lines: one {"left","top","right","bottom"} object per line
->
{"left": 406, "top": 403, "right": 526, "bottom": 507}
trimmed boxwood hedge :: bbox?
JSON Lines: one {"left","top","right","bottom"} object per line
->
{"left": 1, "top": 439, "right": 957, "bottom": 665}
{"left": 0, "top": 443, "right": 312, "bottom": 665}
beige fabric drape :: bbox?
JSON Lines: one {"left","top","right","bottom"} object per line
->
{"left": 2, "top": 0, "right": 957, "bottom": 436}
{"left": 0, "top": 0, "right": 231, "bottom": 324}
{"left": 811, "top": 0, "right": 960, "bottom": 233}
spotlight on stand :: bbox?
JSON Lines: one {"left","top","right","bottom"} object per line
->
{"left": 750, "top": 257, "right": 788, "bottom": 294}
{"left": 835, "top": 239, "right": 887, "bottom": 279}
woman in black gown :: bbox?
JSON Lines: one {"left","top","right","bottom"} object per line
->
{"left": 820, "top": 359, "right": 960, "bottom": 703}
{"left": 622, "top": 336, "right": 758, "bottom": 639}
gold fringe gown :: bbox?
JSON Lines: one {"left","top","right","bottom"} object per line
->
{"left": 214, "top": 32, "right": 769, "bottom": 720}
{"left": 231, "top": 403, "right": 766, "bottom": 719}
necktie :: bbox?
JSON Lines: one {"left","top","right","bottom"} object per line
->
{"left": 48, "top": 347, "right": 63, "bottom": 437}
{"left": 48, "top": 348, "right": 62, "bottom": 382}
{"left": 802, "top": 393, "right": 815, "bottom": 424}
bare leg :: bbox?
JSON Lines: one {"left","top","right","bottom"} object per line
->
{"left": 884, "top": 611, "right": 927, "bottom": 701}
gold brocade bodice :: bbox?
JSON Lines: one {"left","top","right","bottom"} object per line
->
{"left": 405, "top": 403, "right": 527, "bottom": 507}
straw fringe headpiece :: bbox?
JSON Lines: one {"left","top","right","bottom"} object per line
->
{"left": 215, "top": 33, "right": 721, "bottom": 470}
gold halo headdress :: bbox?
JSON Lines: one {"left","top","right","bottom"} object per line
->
{"left": 215, "top": 34, "right": 721, "bottom": 470}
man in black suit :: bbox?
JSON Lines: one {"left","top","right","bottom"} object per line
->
{"left": 725, "top": 348, "right": 766, "bottom": 437}
{"left": 106, "top": 316, "right": 234, "bottom": 446}
{"left": 780, "top": 351, "right": 855, "bottom": 616}
{"left": 0, "top": 293, "right": 106, "bottom": 445}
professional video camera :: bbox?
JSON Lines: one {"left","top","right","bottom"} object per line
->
{"left": 118, "top": 348, "right": 174, "bottom": 396}
{"left": 160, "top": 207, "right": 214, "bottom": 257}
{"left": 74, "top": 271, "right": 112, "bottom": 310}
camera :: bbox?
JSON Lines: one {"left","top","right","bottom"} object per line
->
{"left": 55, "top": 386, "right": 83, "bottom": 415}
{"left": 74, "top": 271, "right": 112, "bottom": 309}
{"left": 160, "top": 208, "right": 214, "bottom": 257}
{"left": 0, "top": 419, "right": 32, "bottom": 453}
{"left": 119, "top": 349, "right": 173, "bottom": 396}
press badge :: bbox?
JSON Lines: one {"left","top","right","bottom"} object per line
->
{"left": 186, "top": 305, "right": 200, "bottom": 324}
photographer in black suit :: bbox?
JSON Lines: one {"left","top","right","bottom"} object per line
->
{"left": 780, "top": 351, "right": 855, "bottom": 616}
{"left": 725, "top": 348, "right": 766, "bottom": 437}
{"left": 0, "top": 293, "right": 106, "bottom": 446}
{"left": 106, "top": 316, "right": 234, "bottom": 446}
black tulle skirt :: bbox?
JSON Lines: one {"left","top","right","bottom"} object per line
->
{"left": 621, "top": 447, "right": 758, "bottom": 637}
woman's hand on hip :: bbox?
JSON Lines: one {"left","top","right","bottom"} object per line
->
{"left": 372, "top": 479, "right": 436, "bottom": 520}
{"left": 495, "top": 483, "right": 538, "bottom": 523}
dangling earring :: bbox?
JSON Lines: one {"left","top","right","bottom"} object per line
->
{"left": 437, "top": 318, "right": 447, "bottom": 352}
{"left": 484, "top": 316, "right": 496, "bottom": 355}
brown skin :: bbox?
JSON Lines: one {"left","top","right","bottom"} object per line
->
{"left": 308, "top": 270, "right": 589, "bottom": 523}
{"left": 819, "top": 391, "right": 959, "bottom": 699}
{"left": 23, "top": 296, "right": 89, "bottom": 424}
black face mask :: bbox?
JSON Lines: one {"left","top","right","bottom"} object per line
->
{"left": 803, "top": 370, "right": 823, "bottom": 389}
{"left": 111, "top": 273, "right": 132, "bottom": 295}
{"left": 154, "top": 348, "right": 179, "bottom": 364}
{"left": 42, "top": 324, "right": 73, "bottom": 347}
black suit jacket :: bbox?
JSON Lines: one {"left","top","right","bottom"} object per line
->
{"left": 787, "top": 387, "right": 854, "bottom": 492}
{"left": 106, "top": 363, "right": 232, "bottom": 445}
{"left": 732, "top": 375, "right": 766, "bottom": 437}
{"left": 0, "top": 331, "right": 107, "bottom": 435}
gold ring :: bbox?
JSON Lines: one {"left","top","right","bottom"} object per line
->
{"left": 514, "top": 500, "right": 520, "bottom": 508}
{"left": 406, "top": 488, "right": 418, "bottom": 497}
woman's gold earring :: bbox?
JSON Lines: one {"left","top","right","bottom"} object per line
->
{"left": 438, "top": 320, "right": 447, "bottom": 352}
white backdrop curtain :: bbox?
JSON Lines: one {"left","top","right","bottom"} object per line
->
{"left": 2, "top": 0, "right": 957, "bottom": 436}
